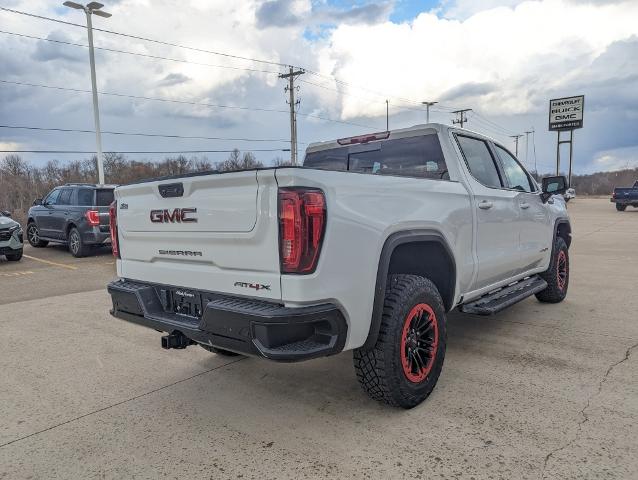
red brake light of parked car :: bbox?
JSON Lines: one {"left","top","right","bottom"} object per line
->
{"left": 336, "top": 131, "right": 390, "bottom": 146}
{"left": 85, "top": 209, "right": 100, "bottom": 226}
{"left": 109, "top": 201, "right": 120, "bottom": 258}
{"left": 278, "top": 188, "right": 326, "bottom": 274}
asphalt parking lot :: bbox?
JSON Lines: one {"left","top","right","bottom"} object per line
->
{"left": 0, "top": 198, "right": 636, "bottom": 479}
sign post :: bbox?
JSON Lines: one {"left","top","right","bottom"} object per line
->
{"left": 549, "top": 95, "right": 584, "bottom": 186}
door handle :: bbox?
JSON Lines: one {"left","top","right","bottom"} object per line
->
{"left": 520, "top": 202, "right": 530, "bottom": 209}
{"left": 478, "top": 200, "right": 493, "bottom": 210}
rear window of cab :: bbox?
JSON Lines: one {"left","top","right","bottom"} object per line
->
{"left": 303, "top": 134, "right": 448, "bottom": 180}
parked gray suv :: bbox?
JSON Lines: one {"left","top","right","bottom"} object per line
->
{"left": 26, "top": 184, "right": 115, "bottom": 257}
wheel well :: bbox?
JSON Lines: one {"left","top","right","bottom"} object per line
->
{"left": 363, "top": 232, "right": 457, "bottom": 350}
{"left": 387, "top": 241, "right": 455, "bottom": 312}
{"left": 556, "top": 221, "right": 571, "bottom": 248}
{"left": 66, "top": 223, "right": 77, "bottom": 238}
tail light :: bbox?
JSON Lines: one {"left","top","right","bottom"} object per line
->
{"left": 278, "top": 188, "right": 326, "bottom": 274}
{"left": 109, "top": 201, "right": 120, "bottom": 258}
{"left": 85, "top": 209, "right": 100, "bottom": 226}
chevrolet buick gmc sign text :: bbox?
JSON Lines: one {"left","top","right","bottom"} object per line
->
{"left": 549, "top": 95, "right": 584, "bottom": 131}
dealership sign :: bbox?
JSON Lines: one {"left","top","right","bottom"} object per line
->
{"left": 549, "top": 95, "right": 584, "bottom": 131}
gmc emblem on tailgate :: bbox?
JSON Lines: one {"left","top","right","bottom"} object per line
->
{"left": 150, "top": 208, "right": 197, "bottom": 223}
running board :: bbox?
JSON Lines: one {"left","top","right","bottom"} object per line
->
{"left": 459, "top": 275, "right": 547, "bottom": 315}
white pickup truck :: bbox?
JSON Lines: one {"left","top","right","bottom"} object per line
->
{"left": 107, "top": 123, "right": 571, "bottom": 408}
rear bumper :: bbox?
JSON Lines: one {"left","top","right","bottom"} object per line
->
{"left": 611, "top": 198, "right": 638, "bottom": 205}
{"left": 107, "top": 279, "right": 347, "bottom": 362}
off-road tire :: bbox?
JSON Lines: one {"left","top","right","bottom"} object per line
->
{"left": 68, "top": 227, "right": 88, "bottom": 258}
{"left": 535, "top": 236, "right": 569, "bottom": 303}
{"left": 353, "top": 274, "right": 447, "bottom": 409}
{"left": 27, "top": 222, "right": 48, "bottom": 247}
{"left": 199, "top": 344, "right": 241, "bottom": 356}
{"left": 616, "top": 203, "right": 626, "bottom": 211}
{"left": 5, "top": 250, "right": 23, "bottom": 261}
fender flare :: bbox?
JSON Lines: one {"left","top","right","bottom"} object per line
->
{"left": 553, "top": 218, "right": 571, "bottom": 249}
{"left": 362, "top": 229, "right": 457, "bottom": 350}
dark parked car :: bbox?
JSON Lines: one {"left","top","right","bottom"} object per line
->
{"left": 26, "top": 184, "right": 115, "bottom": 257}
{"left": 611, "top": 180, "right": 638, "bottom": 211}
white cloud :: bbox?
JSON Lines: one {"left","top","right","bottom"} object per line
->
{"left": 316, "top": 0, "right": 638, "bottom": 118}
{"left": 593, "top": 146, "right": 638, "bottom": 171}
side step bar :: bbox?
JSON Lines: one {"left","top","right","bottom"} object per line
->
{"left": 460, "top": 275, "right": 547, "bottom": 315}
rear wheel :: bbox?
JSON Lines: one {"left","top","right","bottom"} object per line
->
{"left": 616, "top": 203, "right": 626, "bottom": 211}
{"left": 199, "top": 344, "right": 241, "bottom": 356}
{"left": 27, "top": 222, "right": 48, "bottom": 247}
{"left": 535, "top": 236, "right": 569, "bottom": 303}
{"left": 353, "top": 274, "right": 446, "bottom": 409}
{"left": 68, "top": 227, "right": 88, "bottom": 257}
{"left": 5, "top": 250, "right": 23, "bottom": 261}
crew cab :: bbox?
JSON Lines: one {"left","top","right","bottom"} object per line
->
{"left": 27, "top": 184, "right": 115, "bottom": 257}
{"left": 107, "top": 124, "right": 571, "bottom": 408}
{"left": 611, "top": 180, "right": 638, "bottom": 211}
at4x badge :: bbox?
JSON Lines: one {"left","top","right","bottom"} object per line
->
{"left": 234, "top": 281, "right": 271, "bottom": 291}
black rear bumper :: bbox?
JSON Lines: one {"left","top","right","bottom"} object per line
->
{"left": 107, "top": 279, "right": 347, "bottom": 362}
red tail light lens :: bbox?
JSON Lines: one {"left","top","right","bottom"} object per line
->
{"left": 85, "top": 209, "right": 100, "bottom": 226}
{"left": 278, "top": 188, "right": 326, "bottom": 274}
{"left": 109, "top": 201, "right": 120, "bottom": 258}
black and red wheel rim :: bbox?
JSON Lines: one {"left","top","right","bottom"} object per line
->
{"left": 556, "top": 250, "right": 567, "bottom": 291}
{"left": 400, "top": 303, "right": 439, "bottom": 383}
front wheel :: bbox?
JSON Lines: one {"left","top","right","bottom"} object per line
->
{"left": 535, "top": 236, "right": 569, "bottom": 303}
{"left": 353, "top": 274, "right": 447, "bottom": 409}
{"left": 5, "top": 250, "right": 23, "bottom": 261}
{"left": 616, "top": 203, "right": 626, "bottom": 211}
{"left": 27, "top": 222, "right": 48, "bottom": 247}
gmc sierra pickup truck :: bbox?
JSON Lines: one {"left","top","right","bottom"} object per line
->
{"left": 107, "top": 123, "right": 571, "bottom": 408}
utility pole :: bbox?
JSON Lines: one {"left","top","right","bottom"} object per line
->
{"left": 510, "top": 134, "right": 523, "bottom": 157}
{"left": 279, "top": 66, "right": 305, "bottom": 165}
{"left": 385, "top": 99, "right": 389, "bottom": 131}
{"left": 63, "top": 1, "right": 111, "bottom": 185}
{"left": 422, "top": 101, "right": 438, "bottom": 123}
{"left": 452, "top": 109, "right": 472, "bottom": 128}
{"left": 532, "top": 130, "right": 537, "bottom": 174}
{"left": 524, "top": 130, "right": 533, "bottom": 166}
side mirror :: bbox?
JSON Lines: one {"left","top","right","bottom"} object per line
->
{"left": 33, "top": 198, "right": 43, "bottom": 206}
{"left": 541, "top": 175, "right": 568, "bottom": 203}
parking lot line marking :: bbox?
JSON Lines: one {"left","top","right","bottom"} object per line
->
{"left": 0, "top": 271, "right": 34, "bottom": 278}
{"left": 23, "top": 255, "right": 78, "bottom": 270}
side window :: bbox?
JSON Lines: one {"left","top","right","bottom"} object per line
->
{"left": 58, "top": 188, "right": 73, "bottom": 206}
{"left": 44, "top": 189, "right": 61, "bottom": 205}
{"left": 495, "top": 145, "right": 534, "bottom": 193}
{"left": 77, "top": 189, "right": 94, "bottom": 206}
{"left": 456, "top": 135, "right": 502, "bottom": 188}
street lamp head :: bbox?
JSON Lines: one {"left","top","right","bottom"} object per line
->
{"left": 92, "top": 9, "right": 112, "bottom": 17}
{"left": 87, "top": 2, "right": 105, "bottom": 9}
{"left": 63, "top": 1, "right": 84, "bottom": 9}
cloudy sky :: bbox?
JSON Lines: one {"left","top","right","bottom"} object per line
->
{"left": 1, "top": 0, "right": 637, "bottom": 173}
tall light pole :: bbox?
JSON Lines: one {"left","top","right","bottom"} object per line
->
{"left": 422, "top": 101, "right": 438, "bottom": 123}
{"left": 63, "top": 1, "right": 111, "bottom": 184}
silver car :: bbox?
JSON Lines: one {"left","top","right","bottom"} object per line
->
{"left": 0, "top": 211, "right": 23, "bottom": 261}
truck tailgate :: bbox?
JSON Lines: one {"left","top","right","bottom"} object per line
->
{"left": 114, "top": 169, "right": 282, "bottom": 300}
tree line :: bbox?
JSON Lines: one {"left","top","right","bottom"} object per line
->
{"left": 0, "top": 151, "right": 290, "bottom": 226}
{"left": 1, "top": 152, "right": 636, "bottom": 227}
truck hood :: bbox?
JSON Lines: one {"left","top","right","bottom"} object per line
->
{"left": 0, "top": 216, "right": 19, "bottom": 229}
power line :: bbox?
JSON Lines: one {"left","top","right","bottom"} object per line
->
{"left": 0, "top": 79, "right": 372, "bottom": 128}
{"left": 0, "top": 6, "right": 286, "bottom": 68}
{"left": 0, "top": 30, "right": 282, "bottom": 75}
{"left": 0, "top": 124, "right": 298, "bottom": 144}
{"left": 452, "top": 109, "right": 472, "bottom": 128}
{"left": 0, "top": 149, "right": 289, "bottom": 154}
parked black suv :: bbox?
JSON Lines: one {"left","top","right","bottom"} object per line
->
{"left": 26, "top": 184, "right": 115, "bottom": 257}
